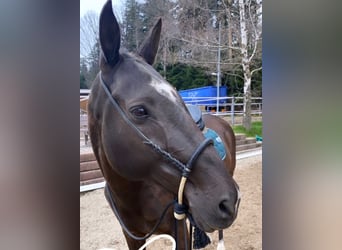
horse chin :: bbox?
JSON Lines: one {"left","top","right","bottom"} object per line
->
{"left": 193, "top": 218, "right": 216, "bottom": 233}
{"left": 189, "top": 206, "right": 236, "bottom": 233}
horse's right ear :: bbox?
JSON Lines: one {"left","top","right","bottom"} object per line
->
{"left": 138, "top": 18, "right": 162, "bottom": 65}
{"left": 99, "top": 0, "right": 120, "bottom": 66}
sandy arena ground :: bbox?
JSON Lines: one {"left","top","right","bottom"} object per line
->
{"left": 80, "top": 155, "right": 262, "bottom": 250}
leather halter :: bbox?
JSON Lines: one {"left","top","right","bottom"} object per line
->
{"left": 99, "top": 72, "right": 214, "bottom": 217}
{"left": 100, "top": 72, "right": 213, "bottom": 181}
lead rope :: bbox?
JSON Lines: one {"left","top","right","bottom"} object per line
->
{"left": 138, "top": 234, "right": 176, "bottom": 250}
{"left": 173, "top": 139, "right": 212, "bottom": 248}
{"left": 173, "top": 138, "right": 213, "bottom": 219}
{"left": 105, "top": 184, "right": 175, "bottom": 241}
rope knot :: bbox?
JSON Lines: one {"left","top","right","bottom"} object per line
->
{"left": 182, "top": 167, "right": 191, "bottom": 178}
{"left": 173, "top": 201, "right": 188, "bottom": 220}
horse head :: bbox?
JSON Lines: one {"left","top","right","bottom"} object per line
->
{"left": 88, "top": 0, "right": 239, "bottom": 233}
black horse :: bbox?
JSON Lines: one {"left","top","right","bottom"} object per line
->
{"left": 88, "top": 1, "right": 240, "bottom": 249}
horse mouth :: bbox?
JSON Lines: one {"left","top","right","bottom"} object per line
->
{"left": 190, "top": 212, "right": 236, "bottom": 233}
{"left": 196, "top": 218, "right": 219, "bottom": 233}
{"left": 188, "top": 206, "right": 237, "bottom": 233}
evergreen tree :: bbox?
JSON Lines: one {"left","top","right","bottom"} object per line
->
{"left": 86, "top": 39, "right": 100, "bottom": 88}
{"left": 156, "top": 63, "right": 213, "bottom": 90}
{"left": 122, "top": 0, "right": 142, "bottom": 51}
{"left": 80, "top": 74, "right": 87, "bottom": 89}
{"left": 80, "top": 58, "right": 89, "bottom": 89}
{"left": 79, "top": 39, "right": 100, "bottom": 89}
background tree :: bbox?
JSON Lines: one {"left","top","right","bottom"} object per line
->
{"left": 155, "top": 63, "right": 213, "bottom": 90}
{"left": 80, "top": 57, "right": 88, "bottom": 89}
{"left": 79, "top": 0, "right": 262, "bottom": 125}
{"left": 237, "top": 0, "right": 262, "bottom": 129}
{"left": 169, "top": 0, "right": 262, "bottom": 129}
{"left": 122, "top": 0, "right": 142, "bottom": 51}
{"left": 80, "top": 11, "right": 100, "bottom": 88}
{"left": 80, "top": 11, "right": 99, "bottom": 59}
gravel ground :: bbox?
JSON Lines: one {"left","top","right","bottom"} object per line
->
{"left": 80, "top": 155, "right": 262, "bottom": 250}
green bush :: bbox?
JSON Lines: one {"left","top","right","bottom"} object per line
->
{"left": 155, "top": 63, "right": 213, "bottom": 90}
{"left": 233, "top": 121, "right": 262, "bottom": 138}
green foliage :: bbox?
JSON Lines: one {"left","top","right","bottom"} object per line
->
{"left": 80, "top": 74, "right": 88, "bottom": 89}
{"left": 80, "top": 58, "right": 89, "bottom": 89}
{"left": 155, "top": 63, "right": 213, "bottom": 90}
{"left": 223, "top": 61, "right": 262, "bottom": 97}
{"left": 122, "top": 0, "right": 137, "bottom": 50}
{"left": 233, "top": 121, "right": 263, "bottom": 138}
{"left": 222, "top": 65, "right": 243, "bottom": 97}
{"left": 79, "top": 40, "right": 100, "bottom": 89}
{"left": 154, "top": 61, "right": 261, "bottom": 97}
{"left": 251, "top": 59, "right": 262, "bottom": 97}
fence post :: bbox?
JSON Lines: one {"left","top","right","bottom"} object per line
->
{"left": 231, "top": 97, "right": 235, "bottom": 126}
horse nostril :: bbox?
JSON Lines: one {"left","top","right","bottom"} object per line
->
{"left": 219, "top": 201, "right": 228, "bottom": 213}
{"left": 219, "top": 200, "right": 234, "bottom": 218}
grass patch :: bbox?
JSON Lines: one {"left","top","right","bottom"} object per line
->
{"left": 233, "top": 121, "right": 262, "bottom": 138}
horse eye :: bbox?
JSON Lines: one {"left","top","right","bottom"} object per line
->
{"left": 130, "top": 106, "right": 148, "bottom": 118}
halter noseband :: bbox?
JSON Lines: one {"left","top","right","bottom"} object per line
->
{"left": 99, "top": 73, "right": 213, "bottom": 219}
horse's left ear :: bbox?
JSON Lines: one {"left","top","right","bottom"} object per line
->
{"left": 138, "top": 18, "right": 162, "bottom": 65}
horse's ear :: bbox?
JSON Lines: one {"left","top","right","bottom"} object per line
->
{"left": 99, "top": 0, "right": 120, "bottom": 66}
{"left": 138, "top": 18, "right": 162, "bottom": 65}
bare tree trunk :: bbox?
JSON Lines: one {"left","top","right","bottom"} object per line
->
{"left": 256, "top": 0, "right": 262, "bottom": 36}
{"left": 242, "top": 62, "right": 252, "bottom": 130}
{"left": 239, "top": 0, "right": 252, "bottom": 130}
{"left": 227, "top": 4, "right": 233, "bottom": 60}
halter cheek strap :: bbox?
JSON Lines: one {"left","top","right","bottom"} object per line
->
{"left": 174, "top": 138, "right": 213, "bottom": 220}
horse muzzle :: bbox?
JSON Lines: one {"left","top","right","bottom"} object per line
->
{"left": 187, "top": 178, "right": 241, "bottom": 232}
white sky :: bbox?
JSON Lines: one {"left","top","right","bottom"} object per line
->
{"left": 80, "top": 0, "right": 124, "bottom": 19}
{"left": 80, "top": 0, "right": 125, "bottom": 58}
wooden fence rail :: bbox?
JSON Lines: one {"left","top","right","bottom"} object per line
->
{"left": 80, "top": 96, "right": 262, "bottom": 187}
{"left": 80, "top": 153, "right": 104, "bottom": 186}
